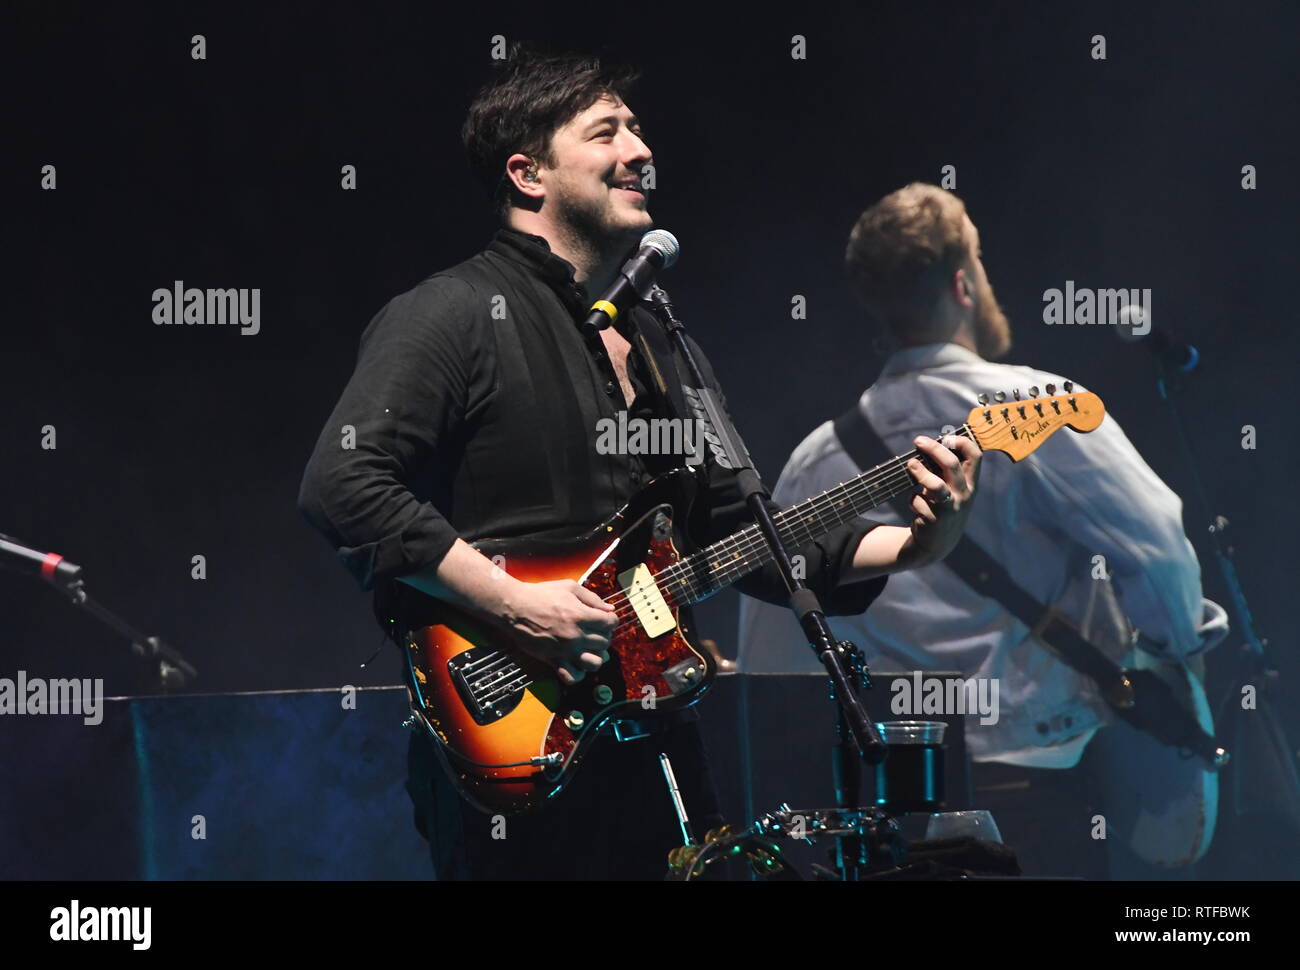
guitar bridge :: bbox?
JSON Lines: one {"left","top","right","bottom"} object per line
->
{"left": 447, "top": 647, "right": 529, "bottom": 726}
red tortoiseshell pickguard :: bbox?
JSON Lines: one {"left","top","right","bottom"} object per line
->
{"left": 404, "top": 475, "right": 714, "bottom": 815}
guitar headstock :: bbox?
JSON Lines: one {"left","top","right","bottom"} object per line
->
{"left": 964, "top": 381, "right": 1105, "bottom": 461}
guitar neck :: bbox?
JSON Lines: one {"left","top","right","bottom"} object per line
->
{"left": 674, "top": 424, "right": 979, "bottom": 605}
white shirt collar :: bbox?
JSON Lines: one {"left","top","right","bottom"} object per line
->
{"left": 879, "top": 341, "right": 985, "bottom": 378}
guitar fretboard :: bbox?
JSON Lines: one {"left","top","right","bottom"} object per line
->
{"left": 652, "top": 424, "right": 977, "bottom": 605}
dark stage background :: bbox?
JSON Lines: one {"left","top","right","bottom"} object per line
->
{"left": 4, "top": 0, "right": 1298, "bottom": 844}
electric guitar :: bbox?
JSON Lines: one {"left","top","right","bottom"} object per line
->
{"left": 398, "top": 389, "right": 1106, "bottom": 814}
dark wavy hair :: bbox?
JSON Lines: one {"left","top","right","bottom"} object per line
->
{"left": 462, "top": 43, "right": 641, "bottom": 221}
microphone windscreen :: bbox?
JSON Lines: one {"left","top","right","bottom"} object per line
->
{"left": 640, "top": 229, "right": 680, "bottom": 268}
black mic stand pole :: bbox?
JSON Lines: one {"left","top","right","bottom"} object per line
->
{"left": 646, "top": 285, "right": 887, "bottom": 881}
{"left": 1149, "top": 358, "right": 1295, "bottom": 841}
{"left": 1151, "top": 360, "right": 1268, "bottom": 660}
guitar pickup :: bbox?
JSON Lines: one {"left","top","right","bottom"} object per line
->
{"left": 618, "top": 562, "right": 675, "bottom": 638}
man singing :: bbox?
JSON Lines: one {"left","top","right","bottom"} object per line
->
{"left": 298, "top": 54, "right": 980, "bottom": 880}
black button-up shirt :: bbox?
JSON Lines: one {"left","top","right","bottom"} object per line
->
{"left": 298, "top": 227, "right": 886, "bottom": 630}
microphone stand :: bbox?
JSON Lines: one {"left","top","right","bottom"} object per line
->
{"left": 1149, "top": 358, "right": 1295, "bottom": 831}
{"left": 2, "top": 534, "right": 198, "bottom": 690}
{"left": 645, "top": 285, "right": 887, "bottom": 881}
{"left": 1151, "top": 362, "right": 1266, "bottom": 659}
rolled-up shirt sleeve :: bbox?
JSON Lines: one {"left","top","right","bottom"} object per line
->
{"left": 684, "top": 336, "right": 888, "bottom": 616}
{"left": 740, "top": 510, "right": 887, "bottom": 616}
{"left": 297, "top": 275, "right": 479, "bottom": 591}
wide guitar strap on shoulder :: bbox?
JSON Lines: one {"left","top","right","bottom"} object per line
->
{"left": 832, "top": 401, "right": 1226, "bottom": 769}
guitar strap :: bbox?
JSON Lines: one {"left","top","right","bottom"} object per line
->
{"left": 832, "top": 401, "right": 1224, "bottom": 765}
{"left": 627, "top": 305, "right": 695, "bottom": 433}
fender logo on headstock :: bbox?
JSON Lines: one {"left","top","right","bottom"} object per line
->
{"left": 1020, "top": 417, "right": 1052, "bottom": 445}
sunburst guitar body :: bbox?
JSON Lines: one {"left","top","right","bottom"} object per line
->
{"left": 402, "top": 470, "right": 714, "bottom": 815}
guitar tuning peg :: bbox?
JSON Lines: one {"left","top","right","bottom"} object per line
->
{"left": 1029, "top": 385, "right": 1040, "bottom": 397}
{"left": 1013, "top": 388, "right": 1022, "bottom": 401}
{"left": 1045, "top": 383, "right": 1056, "bottom": 396}
{"left": 1063, "top": 380, "right": 1074, "bottom": 393}
{"left": 977, "top": 393, "right": 989, "bottom": 406}
{"left": 994, "top": 391, "right": 1006, "bottom": 403}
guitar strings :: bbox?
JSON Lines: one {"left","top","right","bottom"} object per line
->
{"left": 476, "top": 417, "right": 1046, "bottom": 697}
{"left": 610, "top": 420, "right": 1018, "bottom": 619}
{"left": 475, "top": 440, "right": 971, "bottom": 698}
{"left": 610, "top": 425, "right": 980, "bottom": 618}
{"left": 672, "top": 415, "right": 1034, "bottom": 591}
{"left": 608, "top": 459, "right": 910, "bottom": 622}
{"left": 480, "top": 443, "right": 980, "bottom": 701}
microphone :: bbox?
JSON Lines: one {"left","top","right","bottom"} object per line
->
{"left": 1116, "top": 304, "right": 1199, "bottom": 372}
{"left": 583, "top": 229, "right": 680, "bottom": 332}
{"left": 0, "top": 533, "right": 83, "bottom": 588}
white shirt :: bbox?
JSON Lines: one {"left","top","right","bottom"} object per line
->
{"left": 737, "top": 342, "right": 1224, "bottom": 767}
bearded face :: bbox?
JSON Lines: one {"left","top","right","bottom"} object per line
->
{"left": 971, "top": 262, "right": 1012, "bottom": 360}
{"left": 537, "top": 94, "right": 653, "bottom": 256}
{"left": 960, "top": 213, "right": 1012, "bottom": 360}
